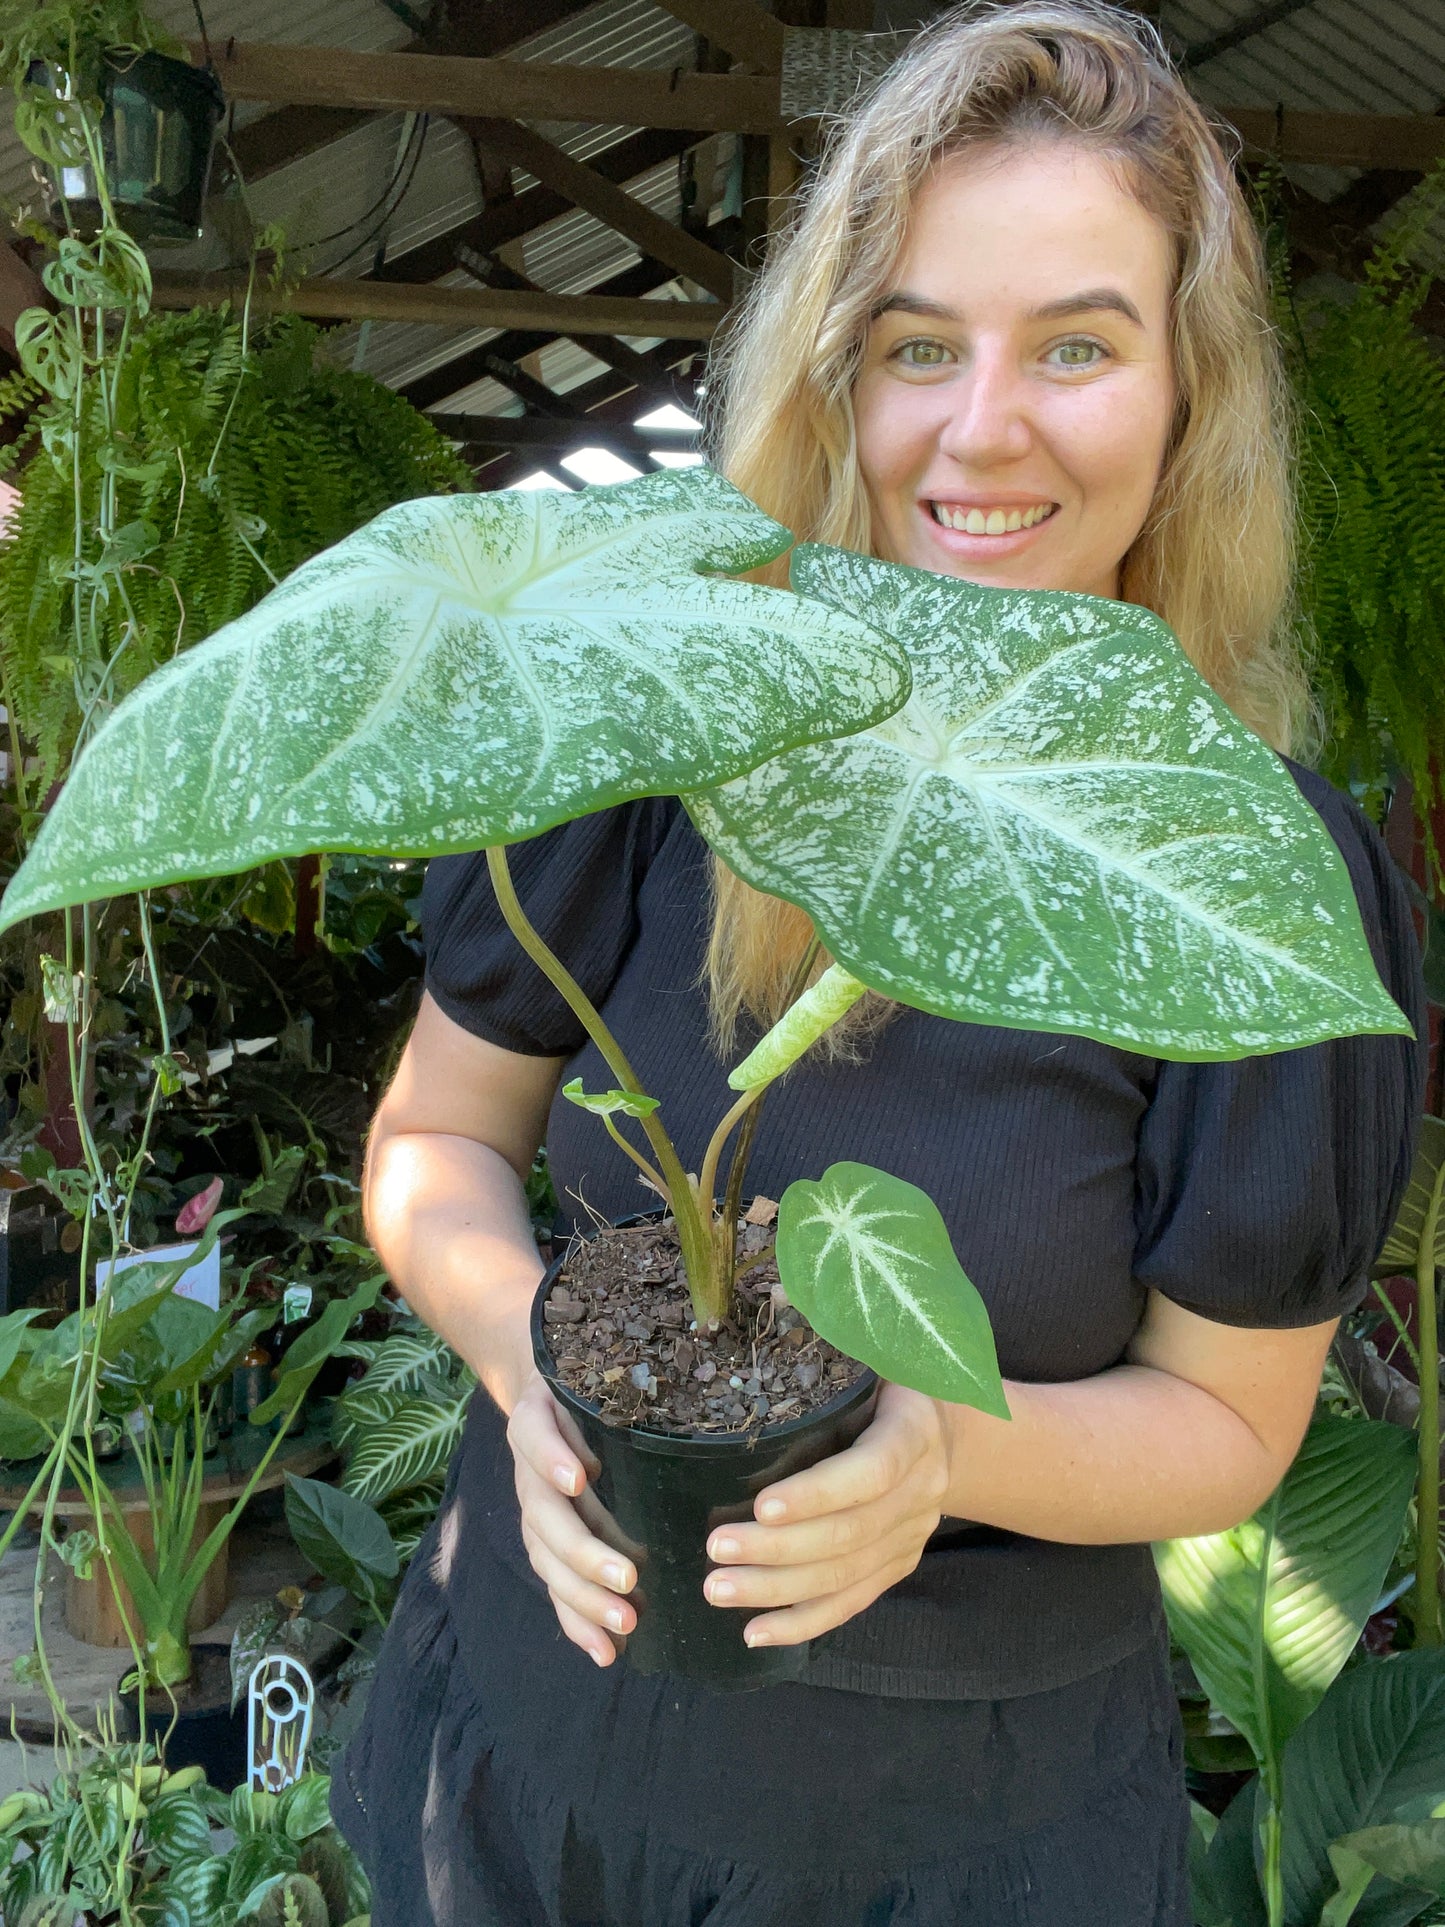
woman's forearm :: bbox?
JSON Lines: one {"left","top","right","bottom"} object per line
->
{"left": 943, "top": 1363, "right": 1286, "bottom": 1544}
{"left": 363, "top": 1127, "right": 544, "bottom": 1416}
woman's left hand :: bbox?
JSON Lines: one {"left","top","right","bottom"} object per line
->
{"left": 703, "top": 1381, "right": 956, "bottom": 1648}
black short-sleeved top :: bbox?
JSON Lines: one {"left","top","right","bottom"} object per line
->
{"left": 420, "top": 759, "right": 1428, "bottom": 1700}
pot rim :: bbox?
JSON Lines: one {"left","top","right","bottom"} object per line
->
{"left": 531, "top": 1211, "right": 877, "bottom": 1456}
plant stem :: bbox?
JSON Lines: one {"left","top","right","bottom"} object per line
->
{"left": 1414, "top": 1169, "right": 1445, "bottom": 1645}
{"left": 484, "top": 844, "right": 723, "bottom": 1319}
{"left": 1261, "top": 1760, "right": 1285, "bottom": 1927}
{"left": 1371, "top": 1277, "right": 1420, "bottom": 1373}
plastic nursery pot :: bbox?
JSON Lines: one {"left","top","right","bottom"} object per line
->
{"left": 30, "top": 50, "right": 224, "bottom": 243}
{"left": 117, "top": 1644, "right": 248, "bottom": 1789}
{"left": 531, "top": 1218, "right": 878, "bottom": 1692}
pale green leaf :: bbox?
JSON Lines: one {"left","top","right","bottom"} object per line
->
{"left": 775, "top": 1162, "right": 1008, "bottom": 1413}
{"left": 0, "top": 471, "right": 910, "bottom": 931}
{"left": 1337, "top": 1822, "right": 1445, "bottom": 1897}
{"left": 727, "top": 963, "right": 868, "bottom": 1090}
{"left": 1375, "top": 1117, "right": 1445, "bottom": 1276}
{"left": 560, "top": 1079, "right": 661, "bottom": 1118}
{"left": 1155, "top": 1416, "right": 1416, "bottom": 1765}
{"left": 341, "top": 1395, "right": 467, "bottom": 1504}
{"left": 688, "top": 545, "right": 1411, "bottom": 1061}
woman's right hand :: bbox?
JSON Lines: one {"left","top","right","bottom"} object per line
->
{"left": 506, "top": 1365, "right": 639, "bottom": 1666}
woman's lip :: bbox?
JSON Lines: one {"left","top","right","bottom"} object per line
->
{"left": 917, "top": 501, "right": 1058, "bottom": 555}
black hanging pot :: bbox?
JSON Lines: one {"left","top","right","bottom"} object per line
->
{"left": 531, "top": 1216, "right": 878, "bottom": 1691}
{"left": 30, "top": 49, "right": 224, "bottom": 243}
{"left": 117, "top": 1644, "right": 248, "bottom": 1789}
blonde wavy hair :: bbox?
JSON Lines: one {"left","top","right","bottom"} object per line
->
{"left": 703, "top": 0, "right": 1309, "bottom": 1050}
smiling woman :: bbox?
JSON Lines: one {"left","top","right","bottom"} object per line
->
{"left": 334, "top": 7, "right": 1427, "bottom": 1927}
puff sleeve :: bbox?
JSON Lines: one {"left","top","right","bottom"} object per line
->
{"left": 1131, "top": 764, "right": 1429, "bottom": 1329}
{"left": 420, "top": 798, "right": 679, "bottom": 1057}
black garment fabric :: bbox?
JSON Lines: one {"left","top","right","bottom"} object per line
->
{"left": 417, "top": 760, "right": 1428, "bottom": 1700}
{"left": 332, "top": 1422, "right": 1193, "bottom": 1927}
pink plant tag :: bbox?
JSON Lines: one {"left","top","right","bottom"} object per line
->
{"left": 175, "top": 1176, "right": 223, "bottom": 1236}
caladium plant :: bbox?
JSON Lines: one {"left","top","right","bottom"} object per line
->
{"left": 0, "top": 466, "right": 1411, "bottom": 1419}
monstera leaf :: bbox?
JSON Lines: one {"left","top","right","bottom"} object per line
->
{"left": 1155, "top": 1415, "right": 1416, "bottom": 1766}
{"left": 689, "top": 545, "right": 1410, "bottom": 1061}
{"left": 775, "top": 1163, "right": 1008, "bottom": 1412}
{"left": 0, "top": 470, "right": 910, "bottom": 931}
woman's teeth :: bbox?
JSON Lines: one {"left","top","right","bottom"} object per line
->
{"left": 930, "top": 502, "right": 1056, "bottom": 534}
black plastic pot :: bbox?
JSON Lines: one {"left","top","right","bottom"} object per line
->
{"left": 117, "top": 1643, "right": 248, "bottom": 1789}
{"left": 532, "top": 1223, "right": 878, "bottom": 1691}
{"left": 32, "top": 50, "right": 224, "bottom": 243}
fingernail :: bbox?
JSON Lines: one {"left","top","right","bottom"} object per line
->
{"left": 744, "top": 1626, "right": 771, "bottom": 1647}
{"left": 556, "top": 1466, "right": 579, "bottom": 1495}
{"left": 605, "top": 1607, "right": 627, "bottom": 1633}
{"left": 602, "top": 1562, "right": 630, "bottom": 1590}
{"left": 758, "top": 1499, "right": 785, "bottom": 1522}
{"left": 711, "top": 1536, "right": 739, "bottom": 1560}
{"left": 591, "top": 1647, "right": 609, "bottom": 1668}
{"left": 708, "top": 1577, "right": 736, "bottom": 1603}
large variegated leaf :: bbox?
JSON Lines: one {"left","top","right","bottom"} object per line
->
{"left": 341, "top": 1393, "right": 467, "bottom": 1503}
{"left": 775, "top": 1162, "right": 1009, "bottom": 1413}
{"left": 1155, "top": 1415, "right": 1416, "bottom": 1766}
{"left": 0, "top": 470, "right": 910, "bottom": 930}
{"left": 1375, "top": 1117, "right": 1445, "bottom": 1276}
{"left": 689, "top": 544, "right": 1411, "bottom": 1061}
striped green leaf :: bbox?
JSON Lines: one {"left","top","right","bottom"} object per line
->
{"left": 342, "top": 1394, "right": 467, "bottom": 1504}
{"left": 727, "top": 963, "right": 868, "bottom": 1091}
{"left": 0, "top": 470, "right": 910, "bottom": 930}
{"left": 1375, "top": 1116, "right": 1445, "bottom": 1276}
{"left": 776, "top": 1162, "right": 1008, "bottom": 1413}
{"left": 689, "top": 544, "right": 1411, "bottom": 1062}
{"left": 1155, "top": 1415, "right": 1416, "bottom": 1766}
{"left": 336, "top": 1332, "right": 451, "bottom": 1397}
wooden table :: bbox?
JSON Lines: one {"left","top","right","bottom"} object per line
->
{"left": 0, "top": 1423, "right": 335, "bottom": 1646}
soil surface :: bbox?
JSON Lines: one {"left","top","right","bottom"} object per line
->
{"left": 543, "top": 1205, "right": 864, "bottom": 1435}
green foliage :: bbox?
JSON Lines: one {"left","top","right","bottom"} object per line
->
{"left": 1286, "top": 166, "right": 1445, "bottom": 853}
{"left": 0, "top": 308, "right": 472, "bottom": 789}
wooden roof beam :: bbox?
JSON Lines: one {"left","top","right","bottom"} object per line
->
{"left": 428, "top": 412, "right": 697, "bottom": 454}
{"left": 648, "top": 1, "right": 787, "bottom": 73}
{"left": 146, "top": 274, "right": 724, "bottom": 338}
{"left": 213, "top": 0, "right": 592, "bottom": 183}
{"left": 373, "top": 127, "right": 702, "bottom": 285}
{"left": 1223, "top": 108, "right": 1445, "bottom": 171}
{"left": 203, "top": 42, "right": 781, "bottom": 135}
{"left": 465, "top": 118, "right": 737, "bottom": 303}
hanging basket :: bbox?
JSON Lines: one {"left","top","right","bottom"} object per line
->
{"left": 32, "top": 48, "right": 224, "bottom": 244}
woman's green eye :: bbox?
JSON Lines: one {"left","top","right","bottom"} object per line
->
{"left": 893, "top": 338, "right": 952, "bottom": 368}
{"left": 1051, "top": 339, "right": 1106, "bottom": 368}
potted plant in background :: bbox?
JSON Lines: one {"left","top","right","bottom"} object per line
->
{"left": 1, "top": 0, "right": 223, "bottom": 244}
{"left": 0, "top": 465, "right": 1409, "bottom": 1687}
{"left": 0, "top": 1218, "right": 387, "bottom": 1781}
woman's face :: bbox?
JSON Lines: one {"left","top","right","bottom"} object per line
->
{"left": 852, "top": 142, "right": 1177, "bottom": 600}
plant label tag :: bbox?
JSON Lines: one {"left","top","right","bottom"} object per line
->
{"left": 282, "top": 1283, "right": 312, "bottom": 1324}
{"left": 108, "top": 1240, "right": 221, "bottom": 1310}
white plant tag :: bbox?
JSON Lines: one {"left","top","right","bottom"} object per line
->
{"left": 108, "top": 1239, "right": 221, "bottom": 1310}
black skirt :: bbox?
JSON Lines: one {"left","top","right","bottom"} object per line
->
{"left": 332, "top": 1517, "right": 1192, "bottom": 1927}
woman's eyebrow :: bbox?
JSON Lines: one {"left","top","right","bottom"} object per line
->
{"left": 870, "top": 287, "right": 1145, "bottom": 326}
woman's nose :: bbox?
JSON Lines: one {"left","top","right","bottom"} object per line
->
{"left": 935, "top": 353, "right": 1033, "bottom": 468}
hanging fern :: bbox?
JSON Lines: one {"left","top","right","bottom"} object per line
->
{"left": 0, "top": 308, "right": 472, "bottom": 788}
{"left": 1285, "top": 166, "right": 1445, "bottom": 862}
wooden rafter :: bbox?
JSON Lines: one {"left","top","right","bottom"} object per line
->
{"left": 428, "top": 412, "right": 697, "bottom": 454}
{"left": 398, "top": 258, "right": 708, "bottom": 412}
{"left": 648, "top": 0, "right": 787, "bottom": 72}
{"left": 200, "top": 42, "right": 781, "bottom": 136}
{"left": 197, "top": 42, "right": 1445, "bottom": 170}
{"left": 146, "top": 274, "right": 725, "bottom": 338}
{"left": 220, "top": 0, "right": 590, "bottom": 183}
{"left": 372, "top": 128, "right": 701, "bottom": 287}
{"left": 1180, "top": 0, "right": 1319, "bottom": 68}
{"left": 464, "top": 118, "right": 737, "bottom": 303}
